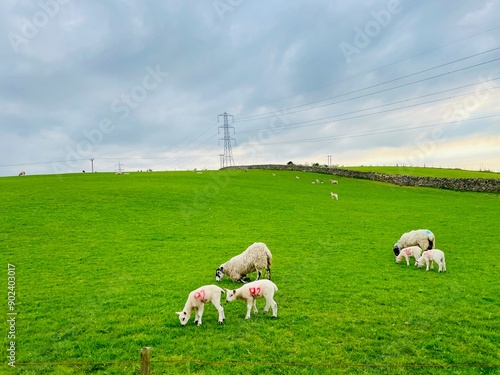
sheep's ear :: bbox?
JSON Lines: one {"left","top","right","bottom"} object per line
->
{"left": 176, "top": 311, "right": 183, "bottom": 316}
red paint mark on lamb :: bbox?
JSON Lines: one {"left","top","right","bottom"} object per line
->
{"left": 249, "top": 287, "right": 261, "bottom": 296}
{"left": 194, "top": 290, "right": 206, "bottom": 301}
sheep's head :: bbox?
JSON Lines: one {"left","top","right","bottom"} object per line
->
{"left": 215, "top": 266, "right": 224, "bottom": 282}
{"left": 415, "top": 257, "right": 425, "bottom": 268}
{"left": 176, "top": 311, "right": 190, "bottom": 326}
{"left": 225, "top": 289, "right": 237, "bottom": 303}
{"left": 393, "top": 244, "right": 400, "bottom": 256}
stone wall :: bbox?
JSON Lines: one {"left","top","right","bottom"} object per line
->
{"left": 222, "top": 164, "right": 500, "bottom": 193}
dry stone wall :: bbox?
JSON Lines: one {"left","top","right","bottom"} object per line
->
{"left": 222, "top": 164, "right": 500, "bottom": 193}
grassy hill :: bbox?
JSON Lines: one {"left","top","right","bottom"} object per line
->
{"left": 1, "top": 170, "right": 499, "bottom": 374}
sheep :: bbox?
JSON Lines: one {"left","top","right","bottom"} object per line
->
{"left": 18, "top": 171, "right": 25, "bottom": 176}
{"left": 330, "top": 192, "right": 338, "bottom": 200}
{"left": 176, "top": 285, "right": 225, "bottom": 326}
{"left": 225, "top": 279, "right": 278, "bottom": 319}
{"left": 215, "top": 242, "right": 272, "bottom": 283}
{"left": 296, "top": 176, "right": 300, "bottom": 179}
{"left": 329, "top": 179, "right": 338, "bottom": 184}
{"left": 393, "top": 229, "right": 435, "bottom": 256}
{"left": 415, "top": 249, "right": 446, "bottom": 272}
{"left": 395, "top": 246, "right": 422, "bottom": 266}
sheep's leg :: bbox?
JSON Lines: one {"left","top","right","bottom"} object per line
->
{"left": 256, "top": 270, "right": 261, "bottom": 280}
{"left": 195, "top": 304, "right": 204, "bottom": 326}
{"left": 271, "top": 299, "right": 278, "bottom": 318}
{"left": 252, "top": 299, "right": 258, "bottom": 315}
{"left": 212, "top": 301, "right": 225, "bottom": 324}
{"left": 263, "top": 297, "right": 271, "bottom": 314}
{"left": 266, "top": 267, "right": 271, "bottom": 280}
{"left": 437, "top": 260, "right": 443, "bottom": 272}
{"left": 405, "top": 254, "right": 410, "bottom": 266}
{"left": 245, "top": 300, "right": 253, "bottom": 319}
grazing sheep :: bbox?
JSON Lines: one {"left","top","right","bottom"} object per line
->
{"left": 215, "top": 242, "right": 272, "bottom": 283}
{"left": 176, "top": 285, "right": 225, "bottom": 326}
{"left": 18, "top": 171, "right": 25, "bottom": 176}
{"left": 296, "top": 176, "right": 300, "bottom": 179}
{"left": 393, "top": 229, "right": 435, "bottom": 256}
{"left": 225, "top": 279, "right": 278, "bottom": 319}
{"left": 395, "top": 246, "right": 422, "bottom": 266}
{"left": 329, "top": 179, "right": 338, "bottom": 184}
{"left": 415, "top": 249, "right": 446, "bottom": 272}
{"left": 330, "top": 192, "right": 338, "bottom": 200}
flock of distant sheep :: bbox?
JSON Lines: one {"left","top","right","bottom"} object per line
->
{"left": 175, "top": 173, "right": 446, "bottom": 326}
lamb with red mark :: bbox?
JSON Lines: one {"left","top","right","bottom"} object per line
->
{"left": 225, "top": 279, "right": 278, "bottom": 320}
{"left": 395, "top": 245, "right": 422, "bottom": 266}
{"left": 176, "top": 285, "right": 225, "bottom": 326}
{"left": 415, "top": 249, "right": 447, "bottom": 272}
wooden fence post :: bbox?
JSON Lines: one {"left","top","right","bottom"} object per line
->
{"left": 140, "top": 347, "right": 151, "bottom": 375}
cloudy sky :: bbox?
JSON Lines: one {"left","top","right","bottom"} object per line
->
{"left": 1, "top": 0, "right": 499, "bottom": 176}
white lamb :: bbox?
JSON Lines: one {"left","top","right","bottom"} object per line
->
{"left": 329, "top": 179, "right": 338, "bottom": 184}
{"left": 416, "top": 249, "right": 446, "bottom": 272}
{"left": 225, "top": 279, "right": 278, "bottom": 319}
{"left": 330, "top": 192, "right": 338, "bottom": 200}
{"left": 215, "top": 242, "right": 272, "bottom": 283}
{"left": 176, "top": 285, "right": 225, "bottom": 326}
{"left": 393, "top": 229, "right": 435, "bottom": 256}
{"left": 395, "top": 246, "right": 422, "bottom": 266}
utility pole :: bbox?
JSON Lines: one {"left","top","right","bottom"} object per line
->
{"left": 89, "top": 158, "right": 95, "bottom": 173}
{"left": 218, "top": 112, "right": 236, "bottom": 168}
{"left": 327, "top": 155, "right": 332, "bottom": 168}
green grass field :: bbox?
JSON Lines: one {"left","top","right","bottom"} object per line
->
{"left": 1, "top": 169, "right": 499, "bottom": 374}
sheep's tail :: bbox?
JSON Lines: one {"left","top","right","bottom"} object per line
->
{"left": 266, "top": 248, "right": 272, "bottom": 280}
{"left": 426, "top": 230, "right": 435, "bottom": 249}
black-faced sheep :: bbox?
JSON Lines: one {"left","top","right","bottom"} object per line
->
{"left": 215, "top": 242, "right": 272, "bottom": 283}
{"left": 393, "top": 229, "right": 435, "bottom": 256}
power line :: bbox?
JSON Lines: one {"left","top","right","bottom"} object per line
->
{"left": 237, "top": 82, "right": 500, "bottom": 135}
{"left": 236, "top": 51, "right": 500, "bottom": 122}
{"left": 250, "top": 113, "right": 500, "bottom": 146}
{"left": 233, "top": 25, "right": 500, "bottom": 115}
